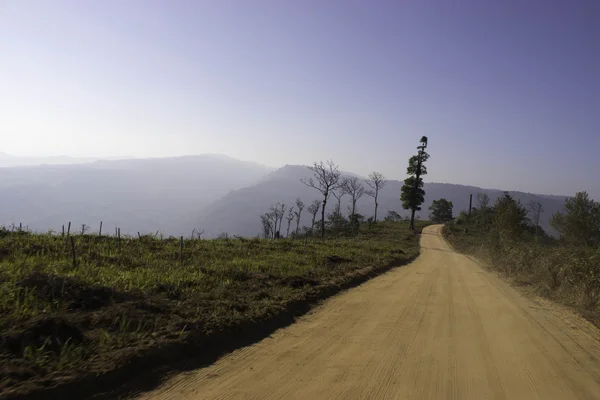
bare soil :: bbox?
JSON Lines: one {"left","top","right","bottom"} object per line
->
{"left": 137, "top": 225, "right": 600, "bottom": 400}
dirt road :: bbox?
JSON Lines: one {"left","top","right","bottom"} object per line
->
{"left": 137, "top": 225, "right": 600, "bottom": 399}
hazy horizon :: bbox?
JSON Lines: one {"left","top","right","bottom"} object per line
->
{"left": 1, "top": 1, "right": 599, "bottom": 199}
{"left": 0, "top": 151, "right": 585, "bottom": 199}
{"left": 0, "top": 154, "right": 568, "bottom": 238}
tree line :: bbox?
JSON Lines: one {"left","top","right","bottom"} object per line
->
{"left": 445, "top": 185, "right": 600, "bottom": 316}
{"left": 451, "top": 189, "right": 600, "bottom": 247}
{"left": 259, "top": 136, "right": 432, "bottom": 239}
{"left": 259, "top": 164, "right": 388, "bottom": 239}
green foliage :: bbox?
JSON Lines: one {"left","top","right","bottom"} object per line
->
{"left": 550, "top": 191, "right": 600, "bottom": 246}
{"left": 324, "top": 208, "right": 368, "bottom": 237}
{"left": 0, "top": 221, "right": 427, "bottom": 388}
{"left": 469, "top": 192, "right": 495, "bottom": 228}
{"left": 348, "top": 213, "right": 365, "bottom": 232}
{"left": 428, "top": 198, "right": 453, "bottom": 223}
{"left": 491, "top": 192, "right": 531, "bottom": 241}
{"left": 384, "top": 210, "right": 402, "bottom": 222}
{"left": 326, "top": 208, "right": 349, "bottom": 232}
{"left": 400, "top": 176, "right": 425, "bottom": 211}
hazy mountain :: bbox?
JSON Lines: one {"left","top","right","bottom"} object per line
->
{"left": 0, "top": 152, "right": 133, "bottom": 167}
{"left": 0, "top": 155, "right": 273, "bottom": 236}
{"left": 1, "top": 159, "right": 569, "bottom": 238}
{"left": 193, "top": 165, "right": 567, "bottom": 238}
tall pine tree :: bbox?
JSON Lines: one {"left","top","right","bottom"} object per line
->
{"left": 401, "top": 136, "right": 429, "bottom": 230}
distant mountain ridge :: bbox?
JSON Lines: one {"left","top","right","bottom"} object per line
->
{"left": 1, "top": 158, "right": 568, "bottom": 238}
{"left": 0, "top": 152, "right": 135, "bottom": 167}
{"left": 0, "top": 155, "right": 274, "bottom": 236}
{"left": 192, "top": 165, "right": 567, "bottom": 238}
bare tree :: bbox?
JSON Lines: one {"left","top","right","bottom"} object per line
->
{"left": 269, "top": 202, "right": 286, "bottom": 238}
{"left": 342, "top": 177, "right": 366, "bottom": 218}
{"left": 260, "top": 214, "right": 271, "bottom": 238}
{"left": 307, "top": 199, "right": 321, "bottom": 234}
{"left": 278, "top": 203, "right": 286, "bottom": 234}
{"left": 192, "top": 228, "right": 204, "bottom": 240}
{"left": 271, "top": 211, "right": 279, "bottom": 238}
{"left": 331, "top": 186, "right": 347, "bottom": 217}
{"left": 365, "top": 172, "right": 386, "bottom": 223}
{"left": 476, "top": 192, "right": 490, "bottom": 209}
{"left": 294, "top": 198, "right": 304, "bottom": 236}
{"left": 476, "top": 192, "right": 491, "bottom": 225}
{"left": 527, "top": 200, "right": 544, "bottom": 238}
{"left": 263, "top": 211, "right": 278, "bottom": 238}
{"left": 286, "top": 207, "right": 295, "bottom": 237}
{"left": 301, "top": 161, "right": 342, "bottom": 238}
{"left": 269, "top": 204, "right": 279, "bottom": 236}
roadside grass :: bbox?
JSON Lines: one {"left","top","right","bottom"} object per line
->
{"left": 0, "top": 220, "right": 428, "bottom": 397}
{"left": 443, "top": 221, "right": 600, "bottom": 325}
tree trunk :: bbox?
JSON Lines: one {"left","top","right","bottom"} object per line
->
{"left": 320, "top": 199, "right": 326, "bottom": 239}
{"left": 410, "top": 208, "right": 417, "bottom": 230}
{"left": 374, "top": 197, "right": 378, "bottom": 223}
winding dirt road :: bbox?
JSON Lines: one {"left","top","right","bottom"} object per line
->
{"left": 137, "top": 225, "right": 600, "bottom": 399}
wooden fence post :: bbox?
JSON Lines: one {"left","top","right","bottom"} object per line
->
{"left": 70, "top": 236, "right": 76, "bottom": 268}
{"left": 468, "top": 194, "right": 473, "bottom": 216}
{"left": 99, "top": 221, "right": 103, "bottom": 237}
{"left": 180, "top": 236, "right": 184, "bottom": 265}
{"left": 67, "top": 221, "right": 71, "bottom": 236}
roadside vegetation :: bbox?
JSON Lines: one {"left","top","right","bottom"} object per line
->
{"left": 444, "top": 191, "right": 600, "bottom": 324}
{"left": 1, "top": 138, "right": 433, "bottom": 398}
{"left": 0, "top": 212, "right": 428, "bottom": 398}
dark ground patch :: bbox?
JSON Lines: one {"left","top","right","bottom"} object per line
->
{"left": 17, "top": 273, "right": 133, "bottom": 311}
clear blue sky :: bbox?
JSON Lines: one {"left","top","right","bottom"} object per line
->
{"left": 1, "top": 0, "right": 599, "bottom": 198}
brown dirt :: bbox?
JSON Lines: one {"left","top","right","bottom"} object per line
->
{"left": 136, "top": 225, "right": 600, "bottom": 400}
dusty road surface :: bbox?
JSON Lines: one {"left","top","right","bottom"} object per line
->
{"left": 136, "top": 225, "right": 600, "bottom": 400}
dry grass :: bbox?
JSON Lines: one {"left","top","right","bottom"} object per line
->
{"left": 444, "top": 222, "right": 600, "bottom": 324}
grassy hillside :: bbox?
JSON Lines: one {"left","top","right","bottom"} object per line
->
{"left": 0, "top": 220, "right": 427, "bottom": 398}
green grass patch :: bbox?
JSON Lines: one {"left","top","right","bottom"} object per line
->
{"left": 0, "top": 221, "right": 428, "bottom": 397}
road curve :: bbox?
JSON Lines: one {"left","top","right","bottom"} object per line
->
{"left": 136, "top": 225, "right": 600, "bottom": 399}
